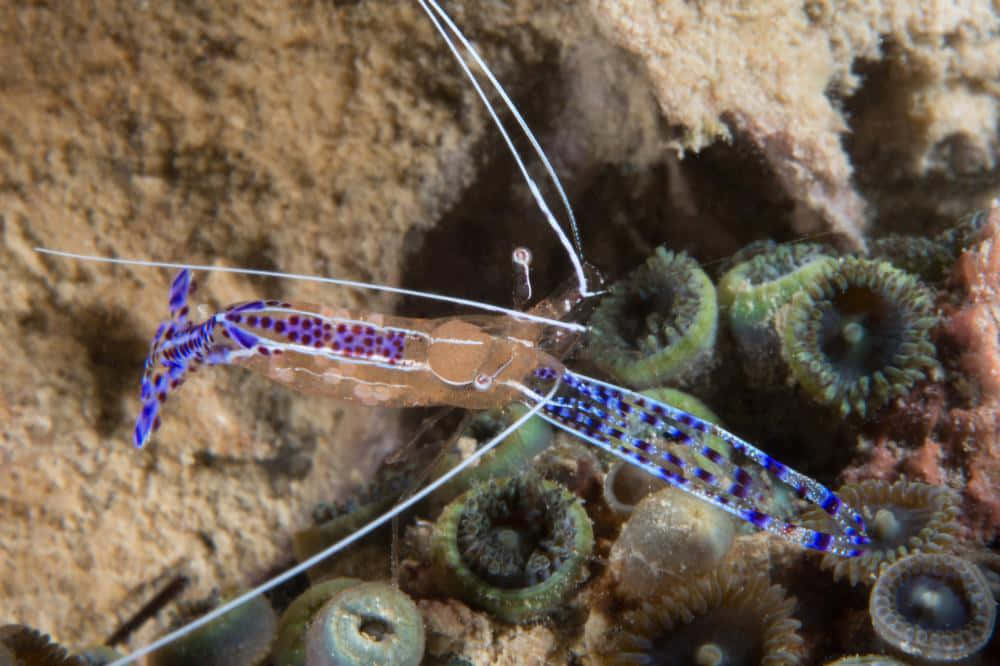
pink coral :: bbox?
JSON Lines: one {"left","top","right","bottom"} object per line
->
{"left": 945, "top": 206, "right": 1000, "bottom": 401}
{"left": 904, "top": 439, "right": 945, "bottom": 486}
{"left": 939, "top": 204, "right": 1000, "bottom": 539}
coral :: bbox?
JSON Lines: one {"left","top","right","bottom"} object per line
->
{"left": 273, "top": 578, "right": 361, "bottom": 666}
{"left": 939, "top": 208, "right": 992, "bottom": 257}
{"left": 608, "top": 487, "right": 736, "bottom": 602}
{"left": 292, "top": 482, "right": 404, "bottom": 583}
{"left": 803, "top": 480, "right": 962, "bottom": 586}
{"left": 869, "top": 553, "right": 996, "bottom": 662}
{"left": 418, "top": 597, "right": 560, "bottom": 664}
{"left": 0, "top": 625, "right": 84, "bottom": 665}
{"left": 594, "top": 567, "right": 803, "bottom": 665}
{"left": 303, "top": 581, "right": 424, "bottom": 666}
{"left": 718, "top": 244, "right": 836, "bottom": 381}
{"left": 74, "top": 646, "right": 124, "bottom": 665}
{"left": 936, "top": 206, "right": 1000, "bottom": 539}
{"left": 943, "top": 206, "right": 1000, "bottom": 402}
{"left": 868, "top": 234, "right": 956, "bottom": 284}
{"left": 602, "top": 460, "right": 665, "bottom": 518}
{"left": 823, "top": 657, "right": 908, "bottom": 666}
{"left": 939, "top": 406, "right": 1000, "bottom": 542}
{"left": 780, "top": 257, "right": 940, "bottom": 417}
{"left": 719, "top": 244, "right": 835, "bottom": 332}
{"left": 585, "top": 247, "right": 718, "bottom": 389}
{"left": 430, "top": 475, "right": 593, "bottom": 623}
{"left": 147, "top": 595, "right": 276, "bottom": 666}
{"left": 6, "top": 0, "right": 1000, "bottom": 648}
{"left": 870, "top": 208, "right": 993, "bottom": 283}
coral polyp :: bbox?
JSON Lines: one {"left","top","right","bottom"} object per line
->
{"left": 718, "top": 243, "right": 835, "bottom": 333}
{"left": 868, "top": 234, "right": 956, "bottom": 283}
{"left": 430, "top": 475, "right": 593, "bottom": 623}
{"left": 718, "top": 243, "right": 836, "bottom": 382}
{"left": 938, "top": 208, "right": 991, "bottom": 257}
{"left": 870, "top": 208, "right": 991, "bottom": 284}
{"left": 803, "top": 479, "right": 961, "bottom": 586}
{"left": 0, "top": 625, "right": 83, "bottom": 665}
{"left": 273, "top": 577, "right": 362, "bottom": 666}
{"left": 608, "top": 487, "right": 736, "bottom": 601}
{"left": 147, "top": 595, "right": 277, "bottom": 666}
{"left": 870, "top": 553, "right": 996, "bottom": 662}
{"left": 303, "top": 581, "right": 425, "bottom": 666}
{"left": 603, "top": 460, "right": 665, "bottom": 517}
{"left": 585, "top": 246, "right": 717, "bottom": 389}
{"left": 595, "top": 568, "right": 804, "bottom": 665}
{"left": 779, "top": 257, "right": 940, "bottom": 417}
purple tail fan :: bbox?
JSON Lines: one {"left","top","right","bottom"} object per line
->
{"left": 134, "top": 270, "right": 219, "bottom": 447}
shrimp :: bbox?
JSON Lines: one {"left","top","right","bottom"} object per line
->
{"left": 25, "top": 1, "right": 873, "bottom": 663}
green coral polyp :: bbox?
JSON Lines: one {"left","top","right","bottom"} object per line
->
{"left": 779, "top": 257, "right": 940, "bottom": 417}
{"left": 431, "top": 475, "right": 593, "bottom": 623}
{"left": 303, "top": 582, "right": 425, "bottom": 666}
{"left": 718, "top": 243, "right": 835, "bottom": 334}
{"left": 273, "top": 578, "right": 362, "bottom": 666}
{"left": 586, "top": 247, "right": 717, "bottom": 389}
{"left": 147, "top": 595, "right": 277, "bottom": 666}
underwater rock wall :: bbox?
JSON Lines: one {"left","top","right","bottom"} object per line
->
{"left": 593, "top": 0, "right": 1000, "bottom": 242}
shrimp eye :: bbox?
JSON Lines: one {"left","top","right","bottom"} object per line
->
{"left": 473, "top": 373, "right": 493, "bottom": 391}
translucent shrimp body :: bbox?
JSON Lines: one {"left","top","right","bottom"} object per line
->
{"left": 136, "top": 266, "right": 869, "bottom": 558}
{"left": 134, "top": 268, "right": 569, "bottom": 447}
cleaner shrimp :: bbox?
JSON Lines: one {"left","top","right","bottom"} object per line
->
{"left": 12, "top": 1, "right": 876, "bottom": 663}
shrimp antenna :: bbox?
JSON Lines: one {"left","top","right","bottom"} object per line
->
{"left": 32, "top": 248, "right": 587, "bottom": 334}
{"left": 106, "top": 377, "right": 561, "bottom": 666}
{"left": 416, "top": 0, "right": 595, "bottom": 297}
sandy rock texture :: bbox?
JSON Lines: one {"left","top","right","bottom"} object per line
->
{"left": 1, "top": 0, "right": 998, "bottom": 656}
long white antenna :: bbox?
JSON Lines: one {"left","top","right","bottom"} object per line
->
{"left": 416, "top": 0, "right": 595, "bottom": 297}
{"left": 106, "top": 377, "right": 560, "bottom": 666}
{"left": 33, "top": 248, "right": 587, "bottom": 333}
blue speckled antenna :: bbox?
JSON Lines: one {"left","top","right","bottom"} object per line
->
{"left": 527, "top": 367, "right": 870, "bottom": 557}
